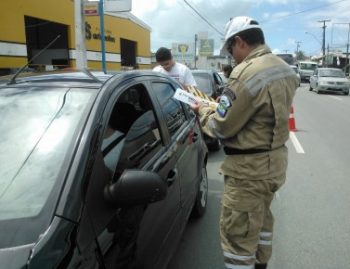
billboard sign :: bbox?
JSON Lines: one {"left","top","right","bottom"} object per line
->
{"left": 171, "top": 43, "right": 195, "bottom": 65}
{"left": 104, "top": 0, "right": 132, "bottom": 12}
{"left": 199, "top": 39, "right": 214, "bottom": 56}
{"left": 84, "top": 2, "right": 99, "bottom": 16}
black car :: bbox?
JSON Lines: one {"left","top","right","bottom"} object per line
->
{"left": 191, "top": 69, "right": 224, "bottom": 151}
{"left": 0, "top": 70, "right": 208, "bottom": 269}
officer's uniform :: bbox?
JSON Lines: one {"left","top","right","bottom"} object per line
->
{"left": 198, "top": 44, "right": 298, "bottom": 269}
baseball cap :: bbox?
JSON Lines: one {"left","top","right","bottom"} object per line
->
{"left": 221, "top": 16, "right": 261, "bottom": 54}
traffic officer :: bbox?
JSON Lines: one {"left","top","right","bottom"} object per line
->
{"left": 191, "top": 16, "right": 298, "bottom": 269}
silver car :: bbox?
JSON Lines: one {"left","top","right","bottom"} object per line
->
{"left": 309, "top": 68, "right": 350, "bottom": 95}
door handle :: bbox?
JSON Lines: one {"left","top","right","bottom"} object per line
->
{"left": 167, "top": 169, "right": 177, "bottom": 186}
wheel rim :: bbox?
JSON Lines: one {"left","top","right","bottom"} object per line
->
{"left": 199, "top": 167, "right": 208, "bottom": 207}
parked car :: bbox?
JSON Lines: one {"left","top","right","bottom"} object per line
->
{"left": 191, "top": 69, "right": 225, "bottom": 100}
{"left": 290, "top": 65, "right": 301, "bottom": 86}
{"left": 191, "top": 69, "right": 225, "bottom": 151}
{"left": 309, "top": 67, "right": 350, "bottom": 95}
{"left": 297, "top": 61, "right": 318, "bottom": 81}
{"left": 0, "top": 70, "right": 208, "bottom": 269}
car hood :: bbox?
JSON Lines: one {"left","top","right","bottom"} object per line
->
{"left": 0, "top": 243, "right": 34, "bottom": 269}
{"left": 318, "top": 77, "right": 349, "bottom": 83}
{"left": 299, "top": 69, "right": 314, "bottom": 74}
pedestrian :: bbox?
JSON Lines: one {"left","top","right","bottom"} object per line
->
{"left": 152, "top": 47, "right": 197, "bottom": 87}
{"left": 223, "top": 64, "right": 233, "bottom": 79}
{"left": 191, "top": 16, "right": 298, "bottom": 269}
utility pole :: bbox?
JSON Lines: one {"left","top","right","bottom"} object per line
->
{"left": 194, "top": 34, "right": 198, "bottom": 69}
{"left": 295, "top": 41, "right": 301, "bottom": 60}
{"left": 74, "top": 0, "right": 87, "bottom": 69}
{"left": 318, "top": 19, "right": 331, "bottom": 66}
{"left": 283, "top": 50, "right": 289, "bottom": 54}
{"left": 346, "top": 23, "right": 350, "bottom": 75}
{"left": 99, "top": 0, "right": 106, "bottom": 73}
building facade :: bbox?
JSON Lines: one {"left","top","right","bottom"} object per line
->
{"left": 0, "top": 0, "right": 151, "bottom": 75}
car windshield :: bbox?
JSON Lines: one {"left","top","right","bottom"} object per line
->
{"left": 299, "top": 63, "right": 317, "bottom": 70}
{"left": 192, "top": 73, "right": 213, "bottom": 95}
{"left": 319, "top": 69, "right": 346, "bottom": 78}
{"left": 0, "top": 86, "right": 96, "bottom": 248}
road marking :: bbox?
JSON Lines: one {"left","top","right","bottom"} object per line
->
{"left": 289, "top": 132, "right": 305, "bottom": 154}
{"left": 329, "top": 96, "right": 342, "bottom": 101}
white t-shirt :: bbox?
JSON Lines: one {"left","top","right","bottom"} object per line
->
{"left": 153, "top": 62, "right": 197, "bottom": 86}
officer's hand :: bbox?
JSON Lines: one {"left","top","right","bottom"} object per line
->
{"left": 190, "top": 102, "right": 200, "bottom": 114}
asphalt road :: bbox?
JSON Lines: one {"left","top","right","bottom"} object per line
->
{"left": 168, "top": 83, "right": 350, "bottom": 269}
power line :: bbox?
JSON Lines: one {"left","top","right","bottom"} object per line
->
{"left": 182, "top": 0, "right": 224, "bottom": 36}
{"left": 261, "top": 0, "right": 349, "bottom": 23}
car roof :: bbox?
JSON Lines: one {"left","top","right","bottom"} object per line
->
{"left": 298, "top": 61, "right": 318, "bottom": 64}
{"left": 191, "top": 69, "right": 216, "bottom": 74}
{"left": 0, "top": 70, "right": 174, "bottom": 89}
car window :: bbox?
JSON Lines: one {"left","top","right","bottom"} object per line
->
{"left": 191, "top": 73, "right": 213, "bottom": 95}
{"left": 299, "top": 63, "right": 317, "bottom": 70}
{"left": 291, "top": 66, "right": 298, "bottom": 73}
{"left": 102, "top": 84, "right": 162, "bottom": 179}
{"left": 213, "top": 72, "right": 223, "bottom": 85}
{"left": 152, "top": 82, "right": 187, "bottom": 137}
{"left": 319, "top": 69, "right": 346, "bottom": 78}
{"left": 0, "top": 87, "right": 96, "bottom": 247}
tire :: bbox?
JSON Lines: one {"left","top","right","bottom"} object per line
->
{"left": 191, "top": 166, "right": 208, "bottom": 218}
{"left": 344, "top": 90, "right": 349, "bottom": 96}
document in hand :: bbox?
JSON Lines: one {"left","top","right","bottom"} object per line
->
{"left": 173, "top": 88, "right": 218, "bottom": 110}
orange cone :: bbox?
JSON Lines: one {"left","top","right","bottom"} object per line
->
{"left": 289, "top": 106, "right": 297, "bottom": 132}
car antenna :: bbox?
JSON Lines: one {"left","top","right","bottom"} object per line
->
{"left": 7, "top": 35, "right": 61, "bottom": 85}
{"left": 82, "top": 68, "right": 102, "bottom": 82}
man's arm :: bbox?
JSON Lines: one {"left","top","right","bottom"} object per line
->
{"left": 196, "top": 82, "right": 256, "bottom": 139}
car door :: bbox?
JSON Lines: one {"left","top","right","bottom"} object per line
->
{"left": 150, "top": 81, "right": 201, "bottom": 218}
{"left": 79, "top": 80, "right": 182, "bottom": 269}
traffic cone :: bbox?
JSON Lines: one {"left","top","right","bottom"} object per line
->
{"left": 288, "top": 106, "right": 297, "bottom": 132}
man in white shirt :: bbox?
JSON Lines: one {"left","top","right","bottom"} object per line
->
{"left": 152, "top": 47, "right": 197, "bottom": 87}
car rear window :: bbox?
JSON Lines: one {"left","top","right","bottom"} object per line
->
{"left": 192, "top": 73, "right": 213, "bottom": 95}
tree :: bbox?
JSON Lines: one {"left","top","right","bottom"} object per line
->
{"left": 295, "top": 50, "right": 307, "bottom": 61}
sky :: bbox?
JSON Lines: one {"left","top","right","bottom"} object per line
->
{"left": 130, "top": 0, "right": 350, "bottom": 56}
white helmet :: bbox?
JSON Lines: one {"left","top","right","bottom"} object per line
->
{"left": 221, "top": 16, "right": 261, "bottom": 54}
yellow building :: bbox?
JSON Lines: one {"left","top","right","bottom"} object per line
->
{"left": 0, "top": 0, "right": 151, "bottom": 75}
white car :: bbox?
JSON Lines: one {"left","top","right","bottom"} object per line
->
{"left": 309, "top": 67, "right": 350, "bottom": 95}
{"left": 297, "top": 61, "right": 318, "bottom": 81}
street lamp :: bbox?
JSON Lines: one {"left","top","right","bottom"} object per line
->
{"left": 305, "top": 31, "right": 322, "bottom": 45}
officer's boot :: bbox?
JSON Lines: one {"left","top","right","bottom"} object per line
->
{"left": 255, "top": 264, "right": 267, "bottom": 269}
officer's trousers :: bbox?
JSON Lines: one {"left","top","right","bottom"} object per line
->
{"left": 220, "top": 175, "right": 285, "bottom": 269}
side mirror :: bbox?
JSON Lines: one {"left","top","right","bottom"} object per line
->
{"left": 104, "top": 170, "right": 167, "bottom": 207}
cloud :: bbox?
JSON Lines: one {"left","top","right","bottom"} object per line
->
{"left": 132, "top": 0, "right": 253, "bottom": 51}
{"left": 131, "top": 0, "right": 350, "bottom": 56}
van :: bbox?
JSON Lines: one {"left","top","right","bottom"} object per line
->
{"left": 297, "top": 61, "right": 318, "bottom": 81}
